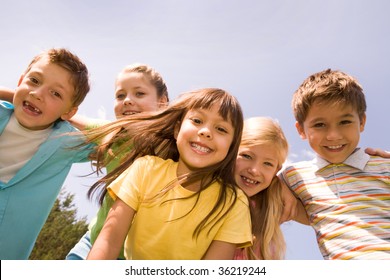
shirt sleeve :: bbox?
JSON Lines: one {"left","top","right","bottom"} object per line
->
{"left": 107, "top": 157, "right": 148, "bottom": 211}
{"left": 214, "top": 190, "right": 253, "bottom": 248}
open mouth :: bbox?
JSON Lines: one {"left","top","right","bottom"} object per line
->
{"left": 23, "top": 101, "right": 42, "bottom": 115}
{"left": 325, "top": 144, "right": 345, "bottom": 151}
{"left": 122, "top": 111, "right": 139, "bottom": 116}
{"left": 241, "top": 175, "right": 259, "bottom": 185}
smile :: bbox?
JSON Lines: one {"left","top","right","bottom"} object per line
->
{"left": 241, "top": 175, "right": 259, "bottom": 185}
{"left": 122, "top": 111, "right": 138, "bottom": 115}
{"left": 23, "top": 101, "right": 42, "bottom": 114}
{"left": 325, "top": 145, "right": 345, "bottom": 150}
{"left": 191, "top": 142, "right": 212, "bottom": 153}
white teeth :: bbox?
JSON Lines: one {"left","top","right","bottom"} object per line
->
{"left": 191, "top": 143, "right": 211, "bottom": 153}
{"left": 123, "top": 111, "right": 137, "bottom": 115}
{"left": 242, "top": 176, "right": 258, "bottom": 184}
{"left": 327, "top": 145, "right": 343, "bottom": 149}
{"left": 25, "top": 101, "right": 41, "bottom": 113}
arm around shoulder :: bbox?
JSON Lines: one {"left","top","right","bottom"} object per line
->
{"left": 0, "top": 87, "right": 15, "bottom": 102}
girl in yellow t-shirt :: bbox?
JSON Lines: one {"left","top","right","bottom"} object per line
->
{"left": 85, "top": 88, "right": 252, "bottom": 259}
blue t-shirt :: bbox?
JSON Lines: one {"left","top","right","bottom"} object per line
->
{"left": 0, "top": 101, "right": 94, "bottom": 259}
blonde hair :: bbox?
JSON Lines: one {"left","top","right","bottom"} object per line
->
{"left": 237, "top": 117, "right": 288, "bottom": 260}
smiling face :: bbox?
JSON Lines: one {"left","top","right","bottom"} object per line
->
{"left": 12, "top": 55, "right": 77, "bottom": 130}
{"left": 296, "top": 100, "right": 366, "bottom": 163}
{"left": 174, "top": 104, "right": 234, "bottom": 176}
{"left": 113, "top": 71, "right": 166, "bottom": 119}
{"left": 235, "top": 143, "right": 279, "bottom": 197}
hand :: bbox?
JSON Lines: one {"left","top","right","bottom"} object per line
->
{"left": 365, "top": 147, "right": 390, "bottom": 158}
{"left": 280, "top": 180, "right": 298, "bottom": 223}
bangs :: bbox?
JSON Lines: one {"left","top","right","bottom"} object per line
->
{"left": 188, "top": 89, "right": 242, "bottom": 128}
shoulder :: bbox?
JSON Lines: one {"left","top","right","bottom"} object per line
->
{"left": 0, "top": 100, "right": 14, "bottom": 110}
{"left": 130, "top": 156, "right": 176, "bottom": 174}
{"left": 366, "top": 155, "right": 390, "bottom": 172}
{"left": 53, "top": 120, "right": 79, "bottom": 133}
{"left": 0, "top": 101, "right": 13, "bottom": 118}
{"left": 282, "top": 160, "right": 316, "bottom": 174}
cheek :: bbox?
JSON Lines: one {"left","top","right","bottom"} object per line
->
{"left": 138, "top": 98, "right": 160, "bottom": 112}
{"left": 114, "top": 100, "right": 123, "bottom": 110}
{"left": 263, "top": 170, "right": 277, "bottom": 186}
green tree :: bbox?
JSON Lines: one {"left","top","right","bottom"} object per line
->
{"left": 29, "top": 191, "right": 89, "bottom": 260}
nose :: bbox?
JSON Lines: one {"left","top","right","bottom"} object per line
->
{"left": 247, "top": 165, "right": 260, "bottom": 177}
{"left": 124, "top": 95, "right": 134, "bottom": 105}
{"left": 29, "top": 91, "right": 42, "bottom": 101}
{"left": 198, "top": 126, "right": 212, "bottom": 139}
{"left": 326, "top": 127, "right": 343, "bottom": 141}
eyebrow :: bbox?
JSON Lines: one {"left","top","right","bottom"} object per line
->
{"left": 28, "top": 70, "right": 69, "bottom": 92}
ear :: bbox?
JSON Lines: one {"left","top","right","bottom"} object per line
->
{"left": 295, "top": 121, "right": 307, "bottom": 140}
{"left": 17, "top": 74, "right": 24, "bottom": 86}
{"left": 158, "top": 95, "right": 168, "bottom": 108}
{"left": 173, "top": 121, "right": 180, "bottom": 139}
{"left": 61, "top": 107, "right": 78, "bottom": 121}
{"left": 359, "top": 113, "right": 367, "bottom": 133}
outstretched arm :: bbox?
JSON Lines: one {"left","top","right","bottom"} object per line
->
{"left": 365, "top": 147, "right": 390, "bottom": 158}
{"left": 0, "top": 87, "right": 15, "bottom": 102}
{"left": 87, "top": 198, "right": 135, "bottom": 260}
{"left": 68, "top": 114, "right": 110, "bottom": 131}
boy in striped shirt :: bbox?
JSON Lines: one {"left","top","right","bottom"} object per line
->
{"left": 281, "top": 69, "right": 390, "bottom": 260}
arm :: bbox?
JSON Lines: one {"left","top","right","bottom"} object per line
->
{"left": 87, "top": 198, "right": 135, "bottom": 260}
{"left": 0, "top": 87, "right": 15, "bottom": 102}
{"left": 202, "top": 240, "right": 237, "bottom": 260}
{"left": 68, "top": 114, "right": 109, "bottom": 131}
{"left": 280, "top": 180, "right": 309, "bottom": 225}
{"left": 365, "top": 147, "right": 390, "bottom": 158}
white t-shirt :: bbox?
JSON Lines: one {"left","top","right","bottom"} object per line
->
{"left": 0, "top": 114, "right": 52, "bottom": 183}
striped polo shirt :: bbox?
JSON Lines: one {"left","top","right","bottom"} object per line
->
{"left": 282, "top": 148, "right": 390, "bottom": 259}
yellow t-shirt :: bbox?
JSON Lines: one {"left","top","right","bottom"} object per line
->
{"left": 108, "top": 155, "right": 252, "bottom": 260}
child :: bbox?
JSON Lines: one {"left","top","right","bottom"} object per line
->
{"left": 281, "top": 69, "right": 390, "bottom": 259}
{"left": 86, "top": 88, "right": 252, "bottom": 259}
{"left": 0, "top": 48, "right": 93, "bottom": 259}
{"left": 234, "top": 117, "right": 307, "bottom": 260}
{"left": 66, "top": 63, "right": 169, "bottom": 260}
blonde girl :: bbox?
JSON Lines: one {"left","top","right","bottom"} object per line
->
{"left": 234, "top": 117, "right": 290, "bottom": 260}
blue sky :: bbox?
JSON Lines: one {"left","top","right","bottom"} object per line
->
{"left": 1, "top": 0, "right": 389, "bottom": 260}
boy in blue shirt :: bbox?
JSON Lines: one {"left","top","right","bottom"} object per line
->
{"left": 0, "top": 48, "right": 93, "bottom": 259}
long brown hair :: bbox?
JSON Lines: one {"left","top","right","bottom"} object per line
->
{"left": 85, "top": 88, "right": 244, "bottom": 237}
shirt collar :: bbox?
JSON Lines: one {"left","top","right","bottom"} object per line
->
{"left": 313, "top": 148, "right": 370, "bottom": 171}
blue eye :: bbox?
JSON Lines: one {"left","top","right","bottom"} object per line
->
{"left": 240, "top": 153, "right": 251, "bottom": 160}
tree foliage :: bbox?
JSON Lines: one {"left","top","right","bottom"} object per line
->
{"left": 29, "top": 191, "right": 89, "bottom": 260}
